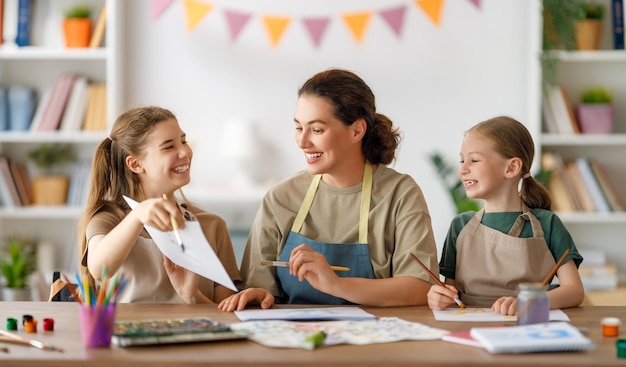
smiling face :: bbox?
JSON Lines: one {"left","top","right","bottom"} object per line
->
{"left": 127, "top": 118, "right": 192, "bottom": 198}
{"left": 458, "top": 131, "right": 513, "bottom": 203}
{"left": 293, "top": 94, "right": 365, "bottom": 186}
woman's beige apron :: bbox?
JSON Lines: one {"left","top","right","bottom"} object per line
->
{"left": 455, "top": 207, "right": 556, "bottom": 306}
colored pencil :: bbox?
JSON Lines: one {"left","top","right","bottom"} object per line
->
{"left": 409, "top": 253, "right": 466, "bottom": 308}
{"left": 542, "top": 248, "right": 571, "bottom": 286}
{"left": 61, "top": 272, "right": 83, "bottom": 303}
{"left": 163, "top": 194, "right": 185, "bottom": 252}
{"left": 260, "top": 260, "right": 350, "bottom": 272}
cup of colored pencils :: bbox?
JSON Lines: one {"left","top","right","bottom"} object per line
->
{"left": 65, "top": 268, "right": 127, "bottom": 348}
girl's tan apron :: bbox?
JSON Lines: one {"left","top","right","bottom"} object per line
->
{"left": 455, "top": 207, "right": 556, "bottom": 306}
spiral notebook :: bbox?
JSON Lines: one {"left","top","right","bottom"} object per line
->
{"left": 112, "top": 317, "right": 250, "bottom": 347}
{"left": 469, "top": 322, "right": 594, "bottom": 354}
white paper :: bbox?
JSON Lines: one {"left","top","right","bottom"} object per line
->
{"left": 432, "top": 308, "right": 570, "bottom": 322}
{"left": 234, "top": 307, "right": 376, "bottom": 322}
{"left": 124, "top": 196, "right": 237, "bottom": 291}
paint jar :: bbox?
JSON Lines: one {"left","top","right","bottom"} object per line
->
{"left": 617, "top": 339, "right": 626, "bottom": 358}
{"left": 517, "top": 282, "right": 549, "bottom": 325}
{"left": 601, "top": 317, "right": 621, "bottom": 337}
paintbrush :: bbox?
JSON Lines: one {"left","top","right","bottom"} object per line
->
{"left": 260, "top": 260, "right": 350, "bottom": 272}
{"left": 162, "top": 194, "right": 185, "bottom": 252}
{"left": 0, "top": 330, "right": 64, "bottom": 353}
{"left": 409, "top": 253, "right": 466, "bottom": 308}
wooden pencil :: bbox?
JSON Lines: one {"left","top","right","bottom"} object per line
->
{"left": 409, "top": 253, "right": 465, "bottom": 308}
{"left": 260, "top": 260, "right": 350, "bottom": 272}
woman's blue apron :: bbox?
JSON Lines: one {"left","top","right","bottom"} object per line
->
{"left": 276, "top": 162, "right": 375, "bottom": 304}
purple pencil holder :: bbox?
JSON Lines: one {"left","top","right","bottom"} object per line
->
{"left": 78, "top": 303, "right": 116, "bottom": 348}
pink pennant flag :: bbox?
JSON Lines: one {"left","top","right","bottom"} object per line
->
{"left": 468, "top": 0, "right": 481, "bottom": 8}
{"left": 224, "top": 9, "right": 252, "bottom": 41}
{"left": 379, "top": 5, "right": 407, "bottom": 37}
{"left": 151, "top": 0, "right": 175, "bottom": 20}
{"left": 302, "top": 17, "right": 330, "bottom": 48}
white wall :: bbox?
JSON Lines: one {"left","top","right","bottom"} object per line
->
{"left": 120, "top": 0, "right": 540, "bottom": 257}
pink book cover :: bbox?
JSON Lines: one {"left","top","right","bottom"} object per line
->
{"left": 38, "top": 73, "right": 76, "bottom": 131}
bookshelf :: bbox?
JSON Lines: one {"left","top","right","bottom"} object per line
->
{"left": 0, "top": 0, "right": 121, "bottom": 277}
{"left": 539, "top": 0, "right": 626, "bottom": 282}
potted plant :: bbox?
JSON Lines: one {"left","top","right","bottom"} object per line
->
{"left": 576, "top": 87, "right": 614, "bottom": 134}
{"left": 573, "top": 2, "right": 604, "bottom": 50}
{"left": 27, "top": 143, "right": 76, "bottom": 205}
{"left": 541, "top": 0, "right": 582, "bottom": 88}
{"left": 0, "top": 237, "right": 35, "bottom": 301}
{"left": 63, "top": 5, "right": 92, "bottom": 48}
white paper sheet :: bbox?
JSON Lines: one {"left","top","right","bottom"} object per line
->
{"left": 432, "top": 307, "right": 570, "bottom": 322}
{"left": 124, "top": 196, "right": 237, "bottom": 291}
{"left": 234, "top": 306, "right": 377, "bottom": 322}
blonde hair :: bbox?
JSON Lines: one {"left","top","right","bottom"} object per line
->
{"left": 467, "top": 116, "right": 552, "bottom": 210}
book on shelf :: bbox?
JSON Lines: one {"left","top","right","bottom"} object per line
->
{"left": 545, "top": 86, "right": 579, "bottom": 134}
{"left": 59, "top": 77, "right": 89, "bottom": 132}
{"left": 578, "top": 249, "right": 618, "bottom": 291}
{"left": 7, "top": 85, "right": 36, "bottom": 131}
{"left": 15, "top": 0, "right": 32, "bottom": 47}
{"left": 541, "top": 152, "right": 579, "bottom": 212}
{"left": 0, "top": 0, "right": 4, "bottom": 46}
{"left": 588, "top": 159, "right": 625, "bottom": 212}
{"left": 0, "top": 86, "right": 7, "bottom": 131}
{"left": 8, "top": 160, "right": 30, "bottom": 206}
{"left": 0, "top": 156, "right": 21, "bottom": 207}
{"left": 564, "top": 160, "right": 596, "bottom": 212}
{"left": 29, "top": 88, "right": 52, "bottom": 132}
{"left": 3, "top": 0, "right": 17, "bottom": 46}
{"left": 90, "top": 4, "right": 107, "bottom": 48}
{"left": 83, "top": 83, "right": 107, "bottom": 131}
{"left": 575, "top": 158, "right": 611, "bottom": 213}
{"left": 469, "top": 322, "right": 594, "bottom": 354}
{"left": 36, "top": 73, "right": 77, "bottom": 131}
{"left": 613, "top": 0, "right": 625, "bottom": 49}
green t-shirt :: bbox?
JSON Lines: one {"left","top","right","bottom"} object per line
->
{"left": 439, "top": 209, "right": 583, "bottom": 280}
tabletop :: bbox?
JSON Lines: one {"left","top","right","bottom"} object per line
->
{"left": 0, "top": 302, "right": 625, "bottom": 367}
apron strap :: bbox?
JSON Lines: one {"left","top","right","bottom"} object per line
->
{"left": 290, "top": 161, "right": 373, "bottom": 245}
{"left": 291, "top": 174, "right": 322, "bottom": 233}
{"left": 359, "top": 162, "right": 372, "bottom": 244}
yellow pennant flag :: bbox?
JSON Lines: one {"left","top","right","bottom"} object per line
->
{"left": 262, "top": 15, "right": 291, "bottom": 48}
{"left": 341, "top": 12, "right": 372, "bottom": 44}
{"left": 415, "top": 0, "right": 445, "bottom": 26}
{"left": 183, "top": 0, "right": 213, "bottom": 32}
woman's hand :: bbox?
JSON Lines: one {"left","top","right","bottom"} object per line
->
{"left": 427, "top": 284, "right": 459, "bottom": 310}
{"left": 134, "top": 196, "right": 185, "bottom": 232}
{"left": 288, "top": 244, "right": 340, "bottom": 295}
{"left": 217, "top": 288, "right": 275, "bottom": 312}
{"left": 492, "top": 296, "right": 517, "bottom": 315}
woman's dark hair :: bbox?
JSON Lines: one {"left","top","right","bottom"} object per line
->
{"left": 298, "top": 69, "right": 400, "bottom": 165}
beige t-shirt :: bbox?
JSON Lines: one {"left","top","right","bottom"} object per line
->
{"left": 240, "top": 165, "right": 439, "bottom": 298}
{"left": 83, "top": 202, "right": 241, "bottom": 303}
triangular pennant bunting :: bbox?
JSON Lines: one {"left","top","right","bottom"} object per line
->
{"left": 262, "top": 16, "right": 291, "bottom": 48}
{"left": 341, "top": 11, "right": 372, "bottom": 44}
{"left": 415, "top": 0, "right": 445, "bottom": 26}
{"left": 302, "top": 17, "right": 331, "bottom": 48}
{"left": 468, "top": 0, "right": 481, "bottom": 9}
{"left": 150, "top": 0, "right": 175, "bottom": 20}
{"left": 224, "top": 9, "right": 252, "bottom": 41}
{"left": 183, "top": 0, "right": 214, "bottom": 32}
{"left": 379, "top": 5, "right": 407, "bottom": 37}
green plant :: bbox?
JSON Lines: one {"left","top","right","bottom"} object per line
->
{"left": 429, "top": 152, "right": 481, "bottom": 214}
{"left": 0, "top": 237, "right": 35, "bottom": 289}
{"left": 576, "top": 2, "right": 604, "bottom": 20}
{"left": 65, "top": 6, "right": 91, "bottom": 19}
{"left": 27, "top": 144, "right": 75, "bottom": 173}
{"left": 581, "top": 87, "right": 613, "bottom": 103}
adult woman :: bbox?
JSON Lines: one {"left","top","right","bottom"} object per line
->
{"left": 219, "top": 69, "right": 438, "bottom": 311}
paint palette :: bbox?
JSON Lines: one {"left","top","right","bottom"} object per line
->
{"left": 112, "top": 317, "right": 250, "bottom": 347}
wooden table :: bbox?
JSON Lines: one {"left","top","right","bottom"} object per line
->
{"left": 0, "top": 302, "right": 624, "bottom": 367}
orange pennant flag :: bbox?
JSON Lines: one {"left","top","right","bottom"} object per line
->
{"left": 341, "top": 11, "right": 372, "bottom": 44}
{"left": 415, "top": 0, "right": 445, "bottom": 26}
{"left": 261, "top": 15, "right": 291, "bottom": 48}
{"left": 183, "top": 0, "right": 214, "bottom": 32}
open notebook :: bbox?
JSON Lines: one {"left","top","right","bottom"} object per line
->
{"left": 112, "top": 317, "right": 250, "bottom": 347}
